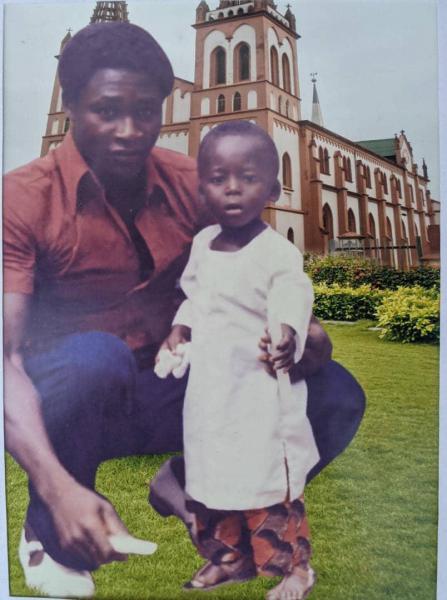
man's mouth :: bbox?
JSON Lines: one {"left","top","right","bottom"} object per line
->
{"left": 109, "top": 149, "right": 147, "bottom": 164}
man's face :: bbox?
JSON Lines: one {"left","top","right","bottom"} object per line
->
{"left": 66, "top": 68, "right": 164, "bottom": 185}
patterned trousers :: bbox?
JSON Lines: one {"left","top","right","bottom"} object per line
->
{"left": 187, "top": 496, "right": 312, "bottom": 577}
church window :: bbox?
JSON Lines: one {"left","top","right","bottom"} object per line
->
{"left": 322, "top": 204, "right": 334, "bottom": 240}
{"left": 212, "top": 46, "right": 226, "bottom": 85}
{"left": 63, "top": 118, "right": 70, "bottom": 133}
{"left": 282, "top": 153, "right": 292, "bottom": 188}
{"left": 386, "top": 217, "right": 393, "bottom": 238}
{"left": 369, "top": 213, "right": 377, "bottom": 239}
{"left": 365, "top": 165, "right": 371, "bottom": 188}
{"left": 382, "top": 172, "right": 388, "bottom": 194}
{"left": 218, "top": 11, "right": 224, "bottom": 18}
{"left": 278, "top": 96, "right": 283, "bottom": 114}
{"left": 318, "top": 146, "right": 324, "bottom": 171}
{"left": 396, "top": 179, "right": 402, "bottom": 197}
{"left": 401, "top": 219, "right": 407, "bottom": 239}
{"left": 348, "top": 208, "right": 356, "bottom": 232}
{"left": 285, "top": 100, "right": 290, "bottom": 118}
{"left": 270, "top": 46, "right": 279, "bottom": 86}
{"left": 235, "top": 43, "right": 250, "bottom": 82}
{"left": 287, "top": 228, "right": 295, "bottom": 244}
{"left": 282, "top": 54, "right": 291, "bottom": 93}
{"left": 228, "top": 9, "right": 234, "bottom": 16}
{"left": 237, "top": 7, "right": 244, "bottom": 15}
{"left": 217, "top": 94, "right": 226, "bottom": 113}
{"left": 323, "top": 148, "right": 330, "bottom": 174}
{"left": 233, "top": 91, "right": 242, "bottom": 111}
{"left": 409, "top": 186, "right": 414, "bottom": 203}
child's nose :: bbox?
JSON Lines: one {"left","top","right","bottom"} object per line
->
{"left": 225, "top": 175, "right": 241, "bottom": 193}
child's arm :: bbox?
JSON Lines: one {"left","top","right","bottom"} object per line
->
{"left": 266, "top": 247, "right": 314, "bottom": 373}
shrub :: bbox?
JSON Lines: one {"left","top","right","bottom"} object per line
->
{"left": 376, "top": 286, "right": 440, "bottom": 343}
{"left": 313, "top": 283, "right": 386, "bottom": 321}
{"left": 304, "top": 254, "right": 440, "bottom": 291}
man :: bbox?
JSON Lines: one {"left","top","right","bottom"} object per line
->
{"left": 3, "top": 22, "right": 364, "bottom": 598}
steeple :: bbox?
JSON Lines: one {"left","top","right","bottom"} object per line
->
{"left": 90, "top": 1, "right": 129, "bottom": 23}
{"left": 310, "top": 73, "right": 324, "bottom": 127}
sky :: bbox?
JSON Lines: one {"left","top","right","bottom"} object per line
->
{"left": 2, "top": 0, "right": 441, "bottom": 199}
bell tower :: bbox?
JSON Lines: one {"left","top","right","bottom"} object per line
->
{"left": 189, "top": 1, "right": 305, "bottom": 246}
{"left": 41, "top": 1, "right": 129, "bottom": 156}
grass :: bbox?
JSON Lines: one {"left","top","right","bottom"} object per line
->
{"left": 5, "top": 321, "right": 439, "bottom": 599}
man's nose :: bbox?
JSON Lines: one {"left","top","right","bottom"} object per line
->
{"left": 115, "top": 116, "right": 143, "bottom": 140}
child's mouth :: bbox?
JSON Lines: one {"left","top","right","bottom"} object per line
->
{"left": 224, "top": 204, "right": 243, "bottom": 214}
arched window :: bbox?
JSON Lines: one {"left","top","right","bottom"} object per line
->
{"left": 322, "top": 204, "right": 334, "bottom": 241}
{"left": 365, "top": 165, "right": 371, "bottom": 188}
{"left": 278, "top": 96, "right": 283, "bottom": 114}
{"left": 237, "top": 7, "right": 244, "bottom": 15}
{"left": 396, "top": 179, "right": 402, "bottom": 197}
{"left": 323, "top": 148, "right": 330, "bottom": 174}
{"left": 401, "top": 219, "right": 407, "bottom": 240}
{"left": 285, "top": 100, "right": 290, "bottom": 118}
{"left": 343, "top": 156, "right": 352, "bottom": 181}
{"left": 409, "top": 186, "right": 414, "bottom": 203}
{"left": 282, "top": 153, "right": 292, "bottom": 188}
{"left": 270, "top": 46, "right": 279, "bottom": 86}
{"left": 369, "top": 213, "right": 377, "bottom": 239}
{"left": 228, "top": 9, "right": 234, "bottom": 16}
{"left": 212, "top": 46, "right": 226, "bottom": 85}
{"left": 218, "top": 11, "right": 224, "bottom": 18}
{"left": 236, "top": 43, "right": 250, "bottom": 81}
{"left": 63, "top": 118, "right": 70, "bottom": 133}
{"left": 382, "top": 172, "right": 388, "bottom": 194}
{"left": 386, "top": 217, "right": 393, "bottom": 238}
{"left": 347, "top": 158, "right": 352, "bottom": 181}
{"left": 348, "top": 208, "right": 356, "bottom": 232}
{"left": 233, "top": 91, "right": 241, "bottom": 111}
{"left": 282, "top": 54, "right": 291, "bottom": 93}
{"left": 318, "top": 146, "right": 324, "bottom": 171}
{"left": 217, "top": 94, "right": 225, "bottom": 113}
{"left": 287, "top": 228, "right": 295, "bottom": 244}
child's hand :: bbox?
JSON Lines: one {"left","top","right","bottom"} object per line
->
{"left": 258, "top": 325, "right": 296, "bottom": 376}
{"left": 159, "top": 325, "right": 191, "bottom": 354}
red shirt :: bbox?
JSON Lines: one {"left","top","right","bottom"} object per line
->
{"left": 3, "top": 133, "right": 209, "bottom": 354}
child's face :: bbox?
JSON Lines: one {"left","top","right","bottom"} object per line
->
{"left": 199, "top": 134, "right": 279, "bottom": 228}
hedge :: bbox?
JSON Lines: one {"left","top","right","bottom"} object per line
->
{"left": 313, "top": 283, "right": 386, "bottom": 321}
{"left": 376, "top": 286, "right": 440, "bottom": 343}
{"left": 305, "top": 254, "right": 440, "bottom": 291}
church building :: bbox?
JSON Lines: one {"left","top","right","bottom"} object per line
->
{"left": 41, "top": 0, "right": 441, "bottom": 269}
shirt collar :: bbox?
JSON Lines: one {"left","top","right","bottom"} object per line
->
{"left": 54, "top": 132, "right": 163, "bottom": 214}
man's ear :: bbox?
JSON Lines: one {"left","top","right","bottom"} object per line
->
{"left": 269, "top": 179, "right": 282, "bottom": 204}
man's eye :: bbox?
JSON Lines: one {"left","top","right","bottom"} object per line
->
{"left": 97, "top": 107, "right": 117, "bottom": 120}
{"left": 136, "top": 107, "right": 154, "bottom": 120}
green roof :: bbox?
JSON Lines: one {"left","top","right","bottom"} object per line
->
{"left": 356, "top": 138, "right": 396, "bottom": 158}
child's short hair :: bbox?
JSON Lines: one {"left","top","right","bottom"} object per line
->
{"left": 58, "top": 22, "right": 174, "bottom": 105}
{"left": 198, "top": 121, "right": 280, "bottom": 178}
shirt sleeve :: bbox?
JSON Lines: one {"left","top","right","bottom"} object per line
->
{"left": 267, "top": 248, "right": 314, "bottom": 363}
{"left": 3, "top": 177, "right": 37, "bottom": 294}
{"left": 171, "top": 232, "right": 202, "bottom": 328}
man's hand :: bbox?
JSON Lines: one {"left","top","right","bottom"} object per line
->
{"left": 48, "top": 479, "right": 128, "bottom": 569}
{"left": 258, "top": 316, "right": 332, "bottom": 382}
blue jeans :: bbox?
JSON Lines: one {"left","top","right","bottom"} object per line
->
{"left": 23, "top": 331, "right": 365, "bottom": 571}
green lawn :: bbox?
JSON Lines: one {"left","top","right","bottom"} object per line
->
{"left": 5, "top": 321, "right": 439, "bottom": 599}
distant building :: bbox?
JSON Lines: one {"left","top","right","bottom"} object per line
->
{"left": 42, "top": 0, "right": 440, "bottom": 268}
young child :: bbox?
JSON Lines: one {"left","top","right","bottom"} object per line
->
{"left": 156, "top": 121, "right": 319, "bottom": 600}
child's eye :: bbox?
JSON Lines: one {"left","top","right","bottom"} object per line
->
{"left": 244, "top": 174, "right": 257, "bottom": 183}
{"left": 210, "top": 176, "right": 224, "bottom": 184}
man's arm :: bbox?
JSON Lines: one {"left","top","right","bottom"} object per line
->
{"left": 4, "top": 292, "right": 127, "bottom": 568}
{"left": 259, "top": 315, "right": 332, "bottom": 383}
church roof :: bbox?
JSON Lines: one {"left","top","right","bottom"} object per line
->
{"left": 356, "top": 138, "right": 396, "bottom": 160}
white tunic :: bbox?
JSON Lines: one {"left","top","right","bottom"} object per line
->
{"left": 174, "top": 225, "right": 320, "bottom": 510}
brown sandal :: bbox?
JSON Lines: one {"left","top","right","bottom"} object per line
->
{"left": 184, "top": 556, "right": 256, "bottom": 591}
